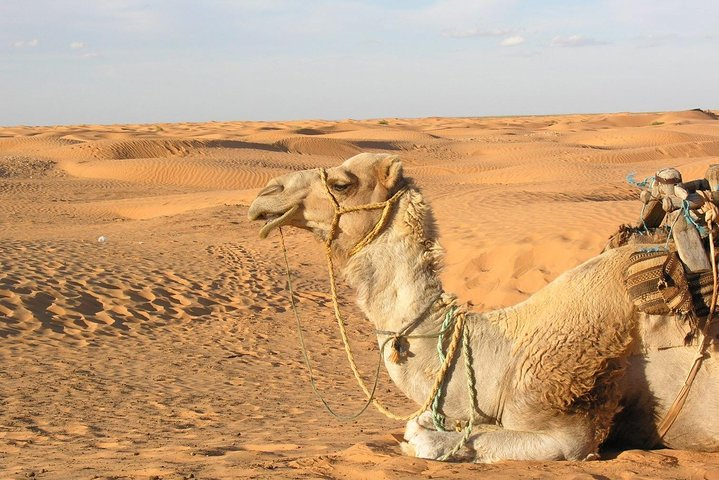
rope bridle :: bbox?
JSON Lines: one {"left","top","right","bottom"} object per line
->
{"left": 278, "top": 167, "right": 478, "bottom": 460}
{"left": 317, "top": 167, "right": 408, "bottom": 258}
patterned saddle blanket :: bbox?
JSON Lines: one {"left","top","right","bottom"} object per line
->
{"left": 625, "top": 250, "right": 714, "bottom": 318}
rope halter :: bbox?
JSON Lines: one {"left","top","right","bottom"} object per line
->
{"left": 318, "top": 168, "right": 408, "bottom": 257}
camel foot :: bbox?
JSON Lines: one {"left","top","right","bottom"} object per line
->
{"left": 403, "top": 412, "right": 596, "bottom": 462}
{"left": 403, "top": 413, "right": 473, "bottom": 462}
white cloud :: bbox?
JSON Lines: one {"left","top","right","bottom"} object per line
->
{"left": 70, "top": 41, "right": 86, "bottom": 49}
{"left": 13, "top": 38, "right": 39, "bottom": 48}
{"left": 500, "top": 35, "right": 525, "bottom": 46}
{"left": 443, "top": 27, "right": 512, "bottom": 39}
{"left": 550, "top": 35, "right": 606, "bottom": 47}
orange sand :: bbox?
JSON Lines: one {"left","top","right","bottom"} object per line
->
{"left": 1, "top": 110, "right": 719, "bottom": 479}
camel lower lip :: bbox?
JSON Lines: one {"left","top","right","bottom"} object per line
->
{"left": 259, "top": 205, "right": 298, "bottom": 239}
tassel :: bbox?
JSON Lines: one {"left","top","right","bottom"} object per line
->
{"left": 389, "top": 337, "right": 402, "bottom": 364}
{"left": 389, "top": 336, "right": 409, "bottom": 364}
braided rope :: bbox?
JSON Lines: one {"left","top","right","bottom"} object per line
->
{"left": 325, "top": 241, "right": 468, "bottom": 420}
{"left": 431, "top": 307, "right": 455, "bottom": 431}
{"left": 439, "top": 324, "right": 479, "bottom": 461}
{"left": 318, "top": 168, "right": 407, "bottom": 258}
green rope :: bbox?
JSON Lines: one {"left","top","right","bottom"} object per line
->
{"left": 431, "top": 306, "right": 456, "bottom": 431}
{"left": 439, "top": 323, "right": 479, "bottom": 461}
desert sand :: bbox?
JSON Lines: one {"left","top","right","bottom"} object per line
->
{"left": 1, "top": 110, "right": 719, "bottom": 479}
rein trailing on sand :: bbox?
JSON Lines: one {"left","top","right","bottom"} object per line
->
{"left": 276, "top": 168, "right": 479, "bottom": 460}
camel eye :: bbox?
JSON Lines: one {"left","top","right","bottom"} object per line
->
{"left": 332, "top": 183, "right": 350, "bottom": 193}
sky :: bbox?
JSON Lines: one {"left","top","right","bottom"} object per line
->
{"left": 1, "top": 0, "right": 718, "bottom": 126}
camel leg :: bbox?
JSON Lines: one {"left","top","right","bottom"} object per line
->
{"left": 402, "top": 413, "right": 595, "bottom": 462}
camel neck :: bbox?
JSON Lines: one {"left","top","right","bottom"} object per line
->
{"left": 339, "top": 196, "right": 515, "bottom": 423}
{"left": 342, "top": 228, "right": 445, "bottom": 335}
{"left": 342, "top": 231, "right": 514, "bottom": 423}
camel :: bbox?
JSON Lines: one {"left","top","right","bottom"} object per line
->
{"left": 248, "top": 152, "right": 719, "bottom": 462}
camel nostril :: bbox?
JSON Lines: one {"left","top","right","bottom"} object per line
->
{"left": 258, "top": 184, "right": 284, "bottom": 197}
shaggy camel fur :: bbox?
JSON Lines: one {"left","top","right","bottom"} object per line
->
{"left": 248, "top": 152, "right": 719, "bottom": 462}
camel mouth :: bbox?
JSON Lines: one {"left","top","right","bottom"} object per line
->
{"left": 255, "top": 205, "right": 299, "bottom": 239}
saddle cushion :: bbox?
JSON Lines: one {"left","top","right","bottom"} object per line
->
{"left": 625, "top": 250, "right": 694, "bottom": 316}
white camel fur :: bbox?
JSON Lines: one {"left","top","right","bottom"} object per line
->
{"left": 248, "top": 152, "right": 719, "bottom": 462}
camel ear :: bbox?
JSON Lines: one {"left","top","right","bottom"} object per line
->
{"left": 376, "top": 155, "right": 403, "bottom": 190}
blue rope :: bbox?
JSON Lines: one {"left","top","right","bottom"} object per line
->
{"left": 627, "top": 173, "right": 655, "bottom": 189}
{"left": 682, "top": 199, "right": 708, "bottom": 237}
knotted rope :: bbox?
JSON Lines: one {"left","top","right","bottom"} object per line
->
{"left": 439, "top": 323, "right": 479, "bottom": 461}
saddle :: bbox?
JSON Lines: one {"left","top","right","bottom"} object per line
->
{"left": 624, "top": 249, "right": 714, "bottom": 319}
{"left": 611, "top": 165, "right": 719, "bottom": 328}
{"left": 615, "top": 165, "right": 719, "bottom": 439}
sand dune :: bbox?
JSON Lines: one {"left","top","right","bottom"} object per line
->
{"left": 2, "top": 110, "right": 719, "bottom": 479}
{"left": 273, "top": 136, "right": 362, "bottom": 158}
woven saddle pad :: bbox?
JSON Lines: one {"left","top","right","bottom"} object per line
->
{"left": 624, "top": 250, "right": 712, "bottom": 316}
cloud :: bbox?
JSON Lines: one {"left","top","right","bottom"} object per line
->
{"left": 70, "top": 41, "right": 86, "bottom": 49}
{"left": 550, "top": 35, "right": 606, "bottom": 47}
{"left": 13, "top": 38, "right": 39, "bottom": 48}
{"left": 500, "top": 35, "right": 525, "bottom": 46}
{"left": 443, "top": 27, "right": 512, "bottom": 39}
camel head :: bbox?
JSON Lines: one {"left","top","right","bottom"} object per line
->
{"left": 248, "top": 152, "right": 405, "bottom": 254}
